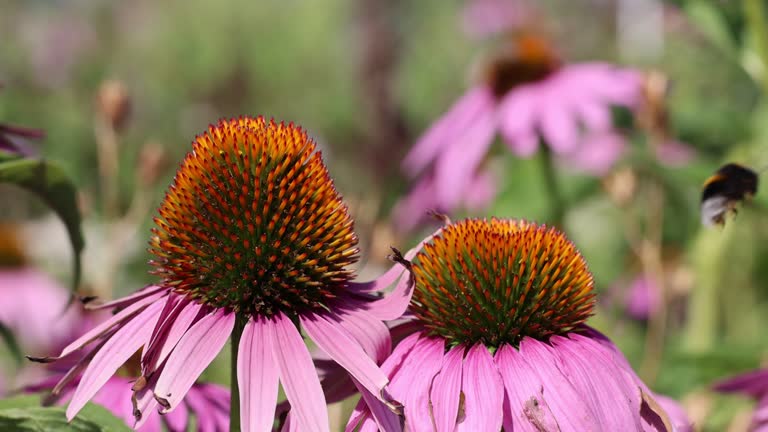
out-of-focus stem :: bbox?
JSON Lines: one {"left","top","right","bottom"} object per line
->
{"left": 93, "top": 118, "right": 120, "bottom": 297}
{"left": 638, "top": 180, "right": 667, "bottom": 383}
{"left": 229, "top": 315, "right": 246, "bottom": 432}
{"left": 744, "top": 0, "right": 768, "bottom": 94}
{"left": 539, "top": 146, "right": 566, "bottom": 228}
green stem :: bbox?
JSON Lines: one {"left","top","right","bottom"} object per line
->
{"left": 230, "top": 315, "right": 246, "bottom": 432}
{"left": 539, "top": 146, "right": 566, "bottom": 228}
{"left": 744, "top": 0, "right": 768, "bottom": 94}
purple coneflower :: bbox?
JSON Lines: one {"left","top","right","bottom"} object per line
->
{"left": 714, "top": 369, "right": 768, "bottom": 431}
{"left": 29, "top": 116, "right": 410, "bottom": 431}
{"left": 462, "top": 0, "right": 526, "bottom": 38}
{"left": 396, "top": 34, "right": 641, "bottom": 230}
{"left": 0, "top": 225, "right": 79, "bottom": 353}
{"left": 347, "top": 218, "right": 692, "bottom": 431}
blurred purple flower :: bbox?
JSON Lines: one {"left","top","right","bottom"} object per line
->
{"left": 0, "top": 120, "right": 45, "bottom": 156}
{"left": 396, "top": 34, "right": 641, "bottom": 231}
{"left": 345, "top": 219, "right": 691, "bottom": 431}
{"left": 462, "top": 0, "right": 526, "bottom": 38}
{"left": 621, "top": 275, "right": 662, "bottom": 321}
{"left": 714, "top": 369, "right": 768, "bottom": 431}
{"left": 0, "top": 268, "right": 79, "bottom": 353}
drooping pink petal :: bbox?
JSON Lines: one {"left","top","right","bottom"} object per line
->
{"left": 430, "top": 345, "right": 465, "bottom": 432}
{"left": 363, "top": 270, "right": 414, "bottom": 321}
{"left": 269, "top": 311, "right": 329, "bottom": 432}
{"left": 347, "top": 261, "right": 408, "bottom": 293}
{"left": 434, "top": 90, "right": 496, "bottom": 208}
{"left": 153, "top": 309, "right": 235, "bottom": 413}
{"left": 456, "top": 344, "right": 503, "bottom": 432}
{"left": 515, "top": 337, "right": 601, "bottom": 430}
{"left": 566, "top": 63, "right": 641, "bottom": 106}
{"left": 52, "top": 290, "right": 166, "bottom": 360}
{"left": 463, "top": 170, "right": 497, "bottom": 210}
{"left": 184, "top": 385, "right": 225, "bottom": 432}
{"left": 573, "top": 98, "right": 612, "bottom": 133}
{"left": 549, "top": 334, "right": 643, "bottom": 430}
{"left": 162, "top": 400, "right": 189, "bottom": 431}
{"left": 403, "top": 87, "right": 492, "bottom": 177}
{"left": 142, "top": 297, "right": 204, "bottom": 375}
{"left": 133, "top": 368, "right": 161, "bottom": 429}
{"left": 495, "top": 344, "right": 558, "bottom": 432}
{"left": 499, "top": 88, "right": 539, "bottom": 157}
{"left": 334, "top": 307, "right": 391, "bottom": 363}
{"left": 388, "top": 336, "right": 444, "bottom": 431}
{"left": 354, "top": 379, "right": 403, "bottom": 432}
{"left": 301, "top": 312, "right": 389, "bottom": 403}
{"left": 66, "top": 299, "right": 165, "bottom": 420}
{"left": 237, "top": 316, "right": 279, "bottom": 432}
{"left": 345, "top": 398, "right": 371, "bottom": 432}
{"left": 84, "top": 285, "right": 167, "bottom": 310}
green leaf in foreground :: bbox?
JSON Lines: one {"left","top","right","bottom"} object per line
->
{"left": 0, "top": 151, "right": 84, "bottom": 291}
{"left": 0, "top": 395, "right": 130, "bottom": 431}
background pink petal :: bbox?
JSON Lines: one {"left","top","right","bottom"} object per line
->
{"left": 388, "top": 336, "right": 444, "bottom": 432}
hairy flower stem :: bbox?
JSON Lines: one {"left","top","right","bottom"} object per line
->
{"left": 230, "top": 315, "right": 246, "bottom": 432}
{"left": 539, "top": 146, "right": 566, "bottom": 228}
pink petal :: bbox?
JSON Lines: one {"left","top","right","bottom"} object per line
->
{"left": 162, "top": 400, "right": 189, "bottom": 431}
{"left": 714, "top": 369, "right": 768, "bottom": 398}
{"left": 153, "top": 309, "right": 235, "bottom": 413}
{"left": 300, "top": 312, "right": 389, "bottom": 402}
{"left": 463, "top": 170, "right": 497, "bottom": 210}
{"left": 388, "top": 336, "right": 444, "bottom": 431}
{"left": 344, "top": 398, "right": 370, "bottom": 432}
{"left": 348, "top": 261, "right": 408, "bottom": 293}
{"left": 85, "top": 285, "right": 167, "bottom": 310}
{"left": 142, "top": 297, "right": 204, "bottom": 375}
{"left": 456, "top": 344, "right": 503, "bottom": 432}
{"left": 335, "top": 307, "right": 391, "bottom": 363}
{"left": 499, "top": 88, "right": 539, "bottom": 157}
{"left": 66, "top": 299, "right": 165, "bottom": 420}
{"left": 363, "top": 269, "right": 414, "bottom": 321}
{"left": 430, "top": 345, "right": 465, "bottom": 432}
{"left": 573, "top": 99, "right": 612, "bottom": 132}
{"left": 133, "top": 370, "right": 161, "bottom": 429}
{"left": 54, "top": 291, "right": 165, "bottom": 360}
{"left": 561, "top": 131, "right": 626, "bottom": 176}
{"left": 515, "top": 337, "right": 600, "bottom": 429}
{"left": 550, "top": 334, "right": 643, "bottom": 430}
{"left": 539, "top": 92, "right": 579, "bottom": 154}
{"left": 654, "top": 140, "right": 696, "bottom": 166}
{"left": 495, "top": 344, "right": 558, "bottom": 432}
{"left": 434, "top": 91, "right": 496, "bottom": 208}
{"left": 269, "top": 311, "right": 329, "bottom": 432}
{"left": 237, "top": 316, "right": 279, "bottom": 432}
{"left": 184, "top": 386, "right": 217, "bottom": 431}
{"left": 403, "top": 87, "right": 492, "bottom": 176}
{"left": 354, "top": 379, "right": 403, "bottom": 432}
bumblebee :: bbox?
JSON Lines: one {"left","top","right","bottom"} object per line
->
{"left": 700, "top": 163, "right": 758, "bottom": 226}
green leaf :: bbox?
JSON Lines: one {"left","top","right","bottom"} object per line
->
{"left": 0, "top": 396, "right": 130, "bottom": 431}
{"left": 0, "top": 152, "right": 84, "bottom": 292}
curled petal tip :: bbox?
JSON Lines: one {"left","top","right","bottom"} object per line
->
{"left": 426, "top": 209, "right": 451, "bottom": 225}
{"left": 26, "top": 355, "right": 54, "bottom": 363}
{"left": 155, "top": 395, "right": 171, "bottom": 412}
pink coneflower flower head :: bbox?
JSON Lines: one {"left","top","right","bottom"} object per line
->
{"left": 0, "top": 225, "right": 78, "bottom": 353}
{"left": 397, "top": 34, "right": 641, "bottom": 230}
{"left": 29, "top": 116, "right": 406, "bottom": 432}
{"left": 714, "top": 369, "right": 768, "bottom": 431}
{"left": 349, "top": 218, "right": 690, "bottom": 431}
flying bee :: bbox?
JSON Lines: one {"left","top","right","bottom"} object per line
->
{"left": 700, "top": 163, "right": 758, "bottom": 227}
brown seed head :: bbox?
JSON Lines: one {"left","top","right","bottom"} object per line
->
{"left": 411, "top": 218, "right": 595, "bottom": 348}
{"left": 148, "top": 116, "right": 359, "bottom": 317}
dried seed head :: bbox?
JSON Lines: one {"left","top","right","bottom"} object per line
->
{"left": 411, "top": 218, "right": 595, "bottom": 348}
{"left": 149, "top": 116, "right": 359, "bottom": 317}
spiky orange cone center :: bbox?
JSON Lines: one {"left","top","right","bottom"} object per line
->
{"left": 411, "top": 218, "right": 595, "bottom": 348}
{"left": 149, "top": 116, "right": 359, "bottom": 317}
